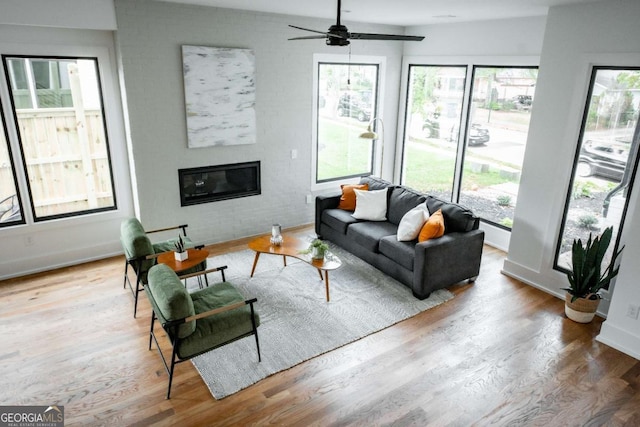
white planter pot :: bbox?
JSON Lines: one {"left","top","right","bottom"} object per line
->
{"left": 175, "top": 251, "right": 189, "bottom": 262}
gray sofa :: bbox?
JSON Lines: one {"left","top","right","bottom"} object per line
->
{"left": 315, "top": 176, "right": 485, "bottom": 299}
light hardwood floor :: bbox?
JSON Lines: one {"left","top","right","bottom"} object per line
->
{"left": 1, "top": 226, "right": 639, "bottom": 426}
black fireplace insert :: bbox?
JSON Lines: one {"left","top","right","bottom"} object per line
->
{"left": 178, "top": 161, "right": 261, "bottom": 206}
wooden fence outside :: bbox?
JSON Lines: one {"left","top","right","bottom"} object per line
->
{"left": 0, "top": 108, "right": 114, "bottom": 218}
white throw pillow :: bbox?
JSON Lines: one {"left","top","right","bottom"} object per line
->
{"left": 352, "top": 188, "right": 388, "bottom": 221}
{"left": 397, "top": 204, "right": 429, "bottom": 241}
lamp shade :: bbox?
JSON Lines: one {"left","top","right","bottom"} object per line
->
{"left": 359, "top": 125, "right": 378, "bottom": 140}
{"left": 360, "top": 119, "right": 380, "bottom": 139}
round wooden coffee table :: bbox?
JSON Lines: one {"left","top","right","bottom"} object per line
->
{"left": 248, "top": 233, "right": 342, "bottom": 302}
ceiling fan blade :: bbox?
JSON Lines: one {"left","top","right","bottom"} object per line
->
{"left": 350, "top": 32, "right": 425, "bottom": 42}
{"left": 289, "top": 35, "right": 328, "bottom": 41}
{"left": 288, "top": 25, "right": 328, "bottom": 36}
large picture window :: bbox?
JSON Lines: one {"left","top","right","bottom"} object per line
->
{"left": 401, "top": 65, "right": 466, "bottom": 201}
{"left": 555, "top": 67, "right": 640, "bottom": 273}
{"left": 3, "top": 56, "right": 116, "bottom": 221}
{"left": 400, "top": 64, "right": 537, "bottom": 230}
{"left": 459, "top": 66, "right": 537, "bottom": 228}
{"left": 316, "top": 61, "right": 379, "bottom": 183}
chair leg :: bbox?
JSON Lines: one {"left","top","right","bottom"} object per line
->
{"left": 149, "top": 312, "right": 156, "bottom": 350}
{"left": 123, "top": 260, "right": 129, "bottom": 289}
{"left": 250, "top": 303, "right": 261, "bottom": 362}
{"left": 167, "top": 345, "right": 179, "bottom": 399}
{"left": 133, "top": 275, "right": 142, "bottom": 318}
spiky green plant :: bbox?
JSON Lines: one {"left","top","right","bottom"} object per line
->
{"left": 174, "top": 235, "right": 185, "bottom": 253}
{"left": 563, "top": 226, "right": 624, "bottom": 302}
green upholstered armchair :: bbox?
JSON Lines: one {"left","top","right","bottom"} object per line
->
{"left": 145, "top": 264, "right": 261, "bottom": 399}
{"left": 120, "top": 217, "right": 207, "bottom": 317}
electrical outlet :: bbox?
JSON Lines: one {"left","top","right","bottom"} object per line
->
{"left": 627, "top": 304, "right": 639, "bottom": 320}
{"left": 306, "top": 194, "right": 313, "bottom": 204}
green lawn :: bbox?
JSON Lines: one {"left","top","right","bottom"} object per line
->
{"left": 318, "top": 120, "right": 517, "bottom": 194}
{"left": 317, "top": 119, "right": 372, "bottom": 181}
{"left": 403, "top": 142, "right": 514, "bottom": 193}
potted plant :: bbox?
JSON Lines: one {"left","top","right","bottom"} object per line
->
{"left": 174, "top": 235, "right": 189, "bottom": 262}
{"left": 562, "top": 226, "right": 624, "bottom": 323}
{"left": 300, "top": 238, "right": 329, "bottom": 260}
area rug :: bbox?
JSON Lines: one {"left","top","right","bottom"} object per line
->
{"left": 188, "top": 242, "right": 453, "bottom": 399}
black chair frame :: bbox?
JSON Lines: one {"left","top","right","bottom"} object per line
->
{"left": 123, "top": 224, "right": 208, "bottom": 317}
{"left": 146, "top": 268, "right": 261, "bottom": 399}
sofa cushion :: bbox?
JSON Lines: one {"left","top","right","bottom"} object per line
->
{"left": 352, "top": 188, "right": 388, "bottom": 221}
{"left": 387, "top": 186, "right": 427, "bottom": 225}
{"left": 359, "top": 175, "right": 393, "bottom": 191}
{"left": 147, "top": 264, "right": 196, "bottom": 339}
{"left": 120, "top": 217, "right": 153, "bottom": 259}
{"left": 397, "top": 204, "right": 429, "bottom": 241}
{"left": 419, "top": 209, "right": 445, "bottom": 242}
{"left": 426, "top": 196, "right": 478, "bottom": 233}
{"left": 346, "top": 221, "right": 398, "bottom": 253}
{"left": 338, "top": 183, "right": 368, "bottom": 211}
{"left": 379, "top": 235, "right": 416, "bottom": 270}
{"left": 152, "top": 235, "right": 195, "bottom": 253}
{"left": 322, "top": 208, "right": 360, "bottom": 235}
{"left": 178, "top": 282, "right": 260, "bottom": 360}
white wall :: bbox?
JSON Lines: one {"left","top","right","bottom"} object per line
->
{"left": 0, "top": 0, "right": 116, "bottom": 30}
{"left": 113, "top": 0, "right": 404, "bottom": 244}
{"left": 403, "top": 16, "right": 546, "bottom": 57}
{"left": 502, "top": 0, "right": 640, "bottom": 359}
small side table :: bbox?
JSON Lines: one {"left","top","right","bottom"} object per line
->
{"left": 157, "top": 248, "right": 209, "bottom": 287}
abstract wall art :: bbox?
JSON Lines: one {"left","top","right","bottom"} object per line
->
{"left": 182, "top": 45, "right": 256, "bottom": 148}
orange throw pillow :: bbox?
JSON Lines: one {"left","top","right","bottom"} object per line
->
{"left": 338, "top": 183, "right": 368, "bottom": 211}
{"left": 418, "top": 209, "right": 445, "bottom": 242}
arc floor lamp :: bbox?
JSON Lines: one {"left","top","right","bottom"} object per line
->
{"left": 360, "top": 117, "right": 384, "bottom": 177}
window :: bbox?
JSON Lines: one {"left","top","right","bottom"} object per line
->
{"left": 459, "top": 66, "right": 538, "bottom": 228}
{"left": 316, "top": 61, "right": 379, "bottom": 183}
{"left": 555, "top": 67, "right": 640, "bottom": 273}
{"left": 401, "top": 64, "right": 537, "bottom": 230}
{"left": 401, "top": 65, "right": 466, "bottom": 201}
{"left": 2, "top": 56, "right": 116, "bottom": 222}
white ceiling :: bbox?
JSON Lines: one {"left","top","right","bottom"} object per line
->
{"left": 155, "top": 0, "right": 602, "bottom": 26}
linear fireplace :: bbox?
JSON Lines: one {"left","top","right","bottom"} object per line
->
{"left": 178, "top": 161, "right": 261, "bottom": 206}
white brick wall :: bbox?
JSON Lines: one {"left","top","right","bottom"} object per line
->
{"left": 114, "top": 0, "right": 404, "bottom": 244}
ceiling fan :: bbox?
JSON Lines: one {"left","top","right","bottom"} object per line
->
{"left": 288, "top": 0, "right": 425, "bottom": 46}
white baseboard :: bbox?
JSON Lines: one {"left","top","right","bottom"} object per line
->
{"left": 597, "top": 322, "right": 640, "bottom": 361}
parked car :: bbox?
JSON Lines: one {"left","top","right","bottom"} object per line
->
{"left": 577, "top": 140, "right": 628, "bottom": 181}
{"left": 512, "top": 95, "right": 533, "bottom": 110}
{"left": 447, "top": 123, "right": 490, "bottom": 146}
{"left": 422, "top": 112, "right": 440, "bottom": 138}
{"left": 336, "top": 93, "right": 372, "bottom": 122}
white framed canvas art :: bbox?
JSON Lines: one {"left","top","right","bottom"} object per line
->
{"left": 182, "top": 45, "right": 256, "bottom": 147}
